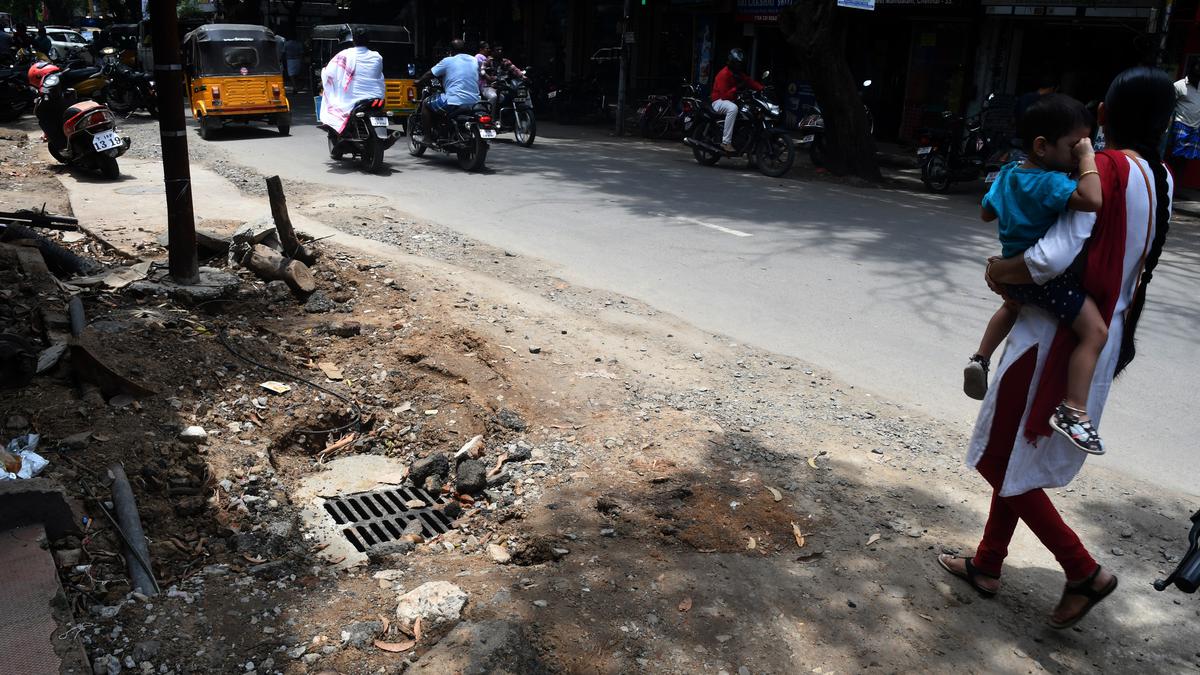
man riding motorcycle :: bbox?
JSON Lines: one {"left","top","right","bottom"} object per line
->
{"left": 414, "top": 38, "right": 480, "bottom": 143}
{"left": 318, "top": 28, "right": 385, "bottom": 135}
{"left": 710, "top": 48, "right": 762, "bottom": 154}
{"left": 484, "top": 44, "right": 526, "bottom": 118}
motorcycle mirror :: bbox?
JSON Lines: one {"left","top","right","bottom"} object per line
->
{"left": 761, "top": 70, "right": 771, "bottom": 79}
{"left": 862, "top": 79, "right": 872, "bottom": 88}
{"left": 987, "top": 92, "right": 995, "bottom": 101}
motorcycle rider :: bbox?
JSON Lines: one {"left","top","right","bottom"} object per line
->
{"left": 485, "top": 44, "right": 526, "bottom": 118}
{"left": 415, "top": 38, "right": 480, "bottom": 142}
{"left": 710, "top": 48, "right": 762, "bottom": 153}
{"left": 318, "top": 28, "right": 385, "bottom": 136}
{"left": 475, "top": 41, "right": 497, "bottom": 116}
{"left": 32, "top": 25, "right": 52, "bottom": 59}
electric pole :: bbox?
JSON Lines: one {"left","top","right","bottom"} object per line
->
{"left": 149, "top": 0, "right": 198, "bottom": 284}
{"left": 616, "top": 0, "right": 631, "bottom": 136}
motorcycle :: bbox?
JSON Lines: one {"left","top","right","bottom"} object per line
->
{"left": 493, "top": 71, "right": 536, "bottom": 147}
{"left": 683, "top": 78, "right": 795, "bottom": 178}
{"left": 99, "top": 47, "right": 156, "bottom": 118}
{"left": 798, "top": 79, "right": 875, "bottom": 168}
{"left": 638, "top": 82, "right": 702, "bottom": 140}
{"left": 0, "top": 64, "right": 33, "bottom": 122}
{"left": 322, "top": 97, "right": 400, "bottom": 173}
{"left": 407, "top": 79, "right": 495, "bottom": 172}
{"left": 918, "top": 110, "right": 1005, "bottom": 193}
{"left": 30, "top": 62, "right": 130, "bottom": 179}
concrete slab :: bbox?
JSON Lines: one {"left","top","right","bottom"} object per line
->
{"left": 0, "top": 525, "right": 90, "bottom": 675}
{"left": 0, "top": 478, "right": 80, "bottom": 541}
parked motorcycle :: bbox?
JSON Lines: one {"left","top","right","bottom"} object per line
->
{"left": 638, "top": 82, "right": 702, "bottom": 140}
{"left": 0, "top": 64, "right": 34, "bottom": 122}
{"left": 683, "top": 79, "right": 795, "bottom": 178}
{"left": 798, "top": 80, "right": 875, "bottom": 168}
{"left": 493, "top": 71, "right": 536, "bottom": 147}
{"left": 99, "top": 48, "right": 156, "bottom": 118}
{"left": 918, "top": 110, "right": 1005, "bottom": 192}
{"left": 30, "top": 61, "right": 130, "bottom": 179}
{"left": 322, "top": 97, "right": 399, "bottom": 173}
{"left": 407, "top": 79, "right": 495, "bottom": 172}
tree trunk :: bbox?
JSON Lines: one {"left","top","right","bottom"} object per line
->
{"left": 780, "top": 0, "right": 881, "bottom": 181}
{"left": 265, "top": 175, "right": 316, "bottom": 265}
{"left": 244, "top": 244, "right": 316, "bottom": 295}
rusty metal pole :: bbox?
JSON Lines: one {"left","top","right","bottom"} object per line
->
{"left": 149, "top": 0, "right": 198, "bottom": 283}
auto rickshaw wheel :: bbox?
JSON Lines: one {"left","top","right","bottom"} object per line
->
{"left": 198, "top": 115, "right": 214, "bottom": 141}
{"left": 276, "top": 113, "right": 291, "bottom": 136}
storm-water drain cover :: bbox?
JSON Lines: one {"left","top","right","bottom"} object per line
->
{"left": 323, "top": 487, "right": 454, "bottom": 553}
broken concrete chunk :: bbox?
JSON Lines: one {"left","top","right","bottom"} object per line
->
{"left": 487, "top": 543, "right": 511, "bottom": 564}
{"left": 495, "top": 409, "right": 528, "bottom": 432}
{"left": 395, "top": 581, "right": 467, "bottom": 628}
{"left": 409, "top": 454, "right": 449, "bottom": 487}
{"left": 178, "top": 426, "right": 208, "bottom": 444}
{"left": 455, "top": 460, "right": 487, "bottom": 495}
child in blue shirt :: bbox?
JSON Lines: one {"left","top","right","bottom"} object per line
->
{"left": 965, "top": 94, "right": 1107, "bottom": 455}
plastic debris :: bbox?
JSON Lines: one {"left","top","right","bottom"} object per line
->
{"left": 1, "top": 434, "right": 49, "bottom": 480}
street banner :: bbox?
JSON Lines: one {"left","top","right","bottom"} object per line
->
{"left": 838, "top": 0, "right": 877, "bottom": 9}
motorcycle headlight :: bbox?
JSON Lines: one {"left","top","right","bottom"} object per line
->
{"left": 764, "top": 102, "right": 780, "bottom": 116}
{"left": 42, "top": 73, "right": 60, "bottom": 89}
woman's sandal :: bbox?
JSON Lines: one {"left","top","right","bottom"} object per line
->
{"left": 1049, "top": 403, "right": 1105, "bottom": 455}
{"left": 1046, "top": 565, "right": 1119, "bottom": 630}
{"left": 937, "top": 554, "right": 999, "bottom": 598}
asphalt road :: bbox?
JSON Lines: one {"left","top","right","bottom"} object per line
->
{"left": 200, "top": 110, "right": 1200, "bottom": 496}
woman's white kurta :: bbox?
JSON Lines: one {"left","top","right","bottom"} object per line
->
{"left": 967, "top": 156, "right": 1171, "bottom": 497}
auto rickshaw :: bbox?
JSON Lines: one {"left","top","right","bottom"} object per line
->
{"left": 311, "top": 24, "right": 418, "bottom": 120}
{"left": 182, "top": 24, "right": 290, "bottom": 140}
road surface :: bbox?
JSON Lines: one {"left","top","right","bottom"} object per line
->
{"left": 198, "top": 111, "right": 1200, "bottom": 496}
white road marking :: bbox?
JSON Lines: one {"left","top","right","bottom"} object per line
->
{"left": 676, "top": 216, "right": 753, "bottom": 238}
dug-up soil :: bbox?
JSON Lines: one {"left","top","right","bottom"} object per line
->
{"left": 2, "top": 121, "right": 1199, "bottom": 675}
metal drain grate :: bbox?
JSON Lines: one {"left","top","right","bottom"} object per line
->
{"left": 323, "top": 487, "right": 455, "bottom": 553}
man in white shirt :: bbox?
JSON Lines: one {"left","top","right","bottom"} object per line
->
{"left": 319, "top": 28, "right": 385, "bottom": 133}
{"left": 1170, "top": 60, "right": 1200, "bottom": 170}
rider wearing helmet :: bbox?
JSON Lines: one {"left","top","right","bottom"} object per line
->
{"left": 710, "top": 48, "right": 763, "bottom": 153}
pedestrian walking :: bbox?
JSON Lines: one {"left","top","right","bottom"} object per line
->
{"left": 939, "top": 67, "right": 1175, "bottom": 630}
{"left": 1168, "top": 60, "right": 1200, "bottom": 174}
{"left": 284, "top": 36, "right": 305, "bottom": 93}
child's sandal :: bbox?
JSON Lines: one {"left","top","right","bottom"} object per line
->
{"left": 1049, "top": 403, "right": 1105, "bottom": 455}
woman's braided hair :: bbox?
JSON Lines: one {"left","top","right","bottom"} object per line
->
{"left": 1101, "top": 67, "right": 1175, "bottom": 376}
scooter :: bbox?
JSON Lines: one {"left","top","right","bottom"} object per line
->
{"left": 322, "top": 97, "right": 399, "bottom": 173}
{"left": 30, "top": 61, "right": 130, "bottom": 179}
{"left": 798, "top": 79, "right": 874, "bottom": 168}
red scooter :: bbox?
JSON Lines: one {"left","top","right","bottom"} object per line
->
{"left": 29, "top": 61, "right": 130, "bottom": 179}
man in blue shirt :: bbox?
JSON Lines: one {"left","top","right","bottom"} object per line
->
{"left": 415, "top": 39, "right": 480, "bottom": 142}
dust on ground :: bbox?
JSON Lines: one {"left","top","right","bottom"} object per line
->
{"left": 3, "top": 119, "right": 1199, "bottom": 675}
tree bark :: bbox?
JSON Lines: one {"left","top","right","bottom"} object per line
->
{"left": 244, "top": 244, "right": 316, "bottom": 295}
{"left": 780, "top": 0, "right": 881, "bottom": 181}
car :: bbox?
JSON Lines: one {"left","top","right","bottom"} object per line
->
{"left": 44, "top": 27, "right": 94, "bottom": 64}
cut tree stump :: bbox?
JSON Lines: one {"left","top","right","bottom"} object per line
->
{"left": 244, "top": 244, "right": 315, "bottom": 295}
{"left": 265, "top": 175, "right": 317, "bottom": 265}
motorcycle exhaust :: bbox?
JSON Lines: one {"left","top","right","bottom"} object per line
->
{"left": 683, "top": 136, "right": 720, "bottom": 154}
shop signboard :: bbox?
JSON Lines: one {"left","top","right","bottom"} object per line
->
{"left": 838, "top": 0, "right": 877, "bottom": 9}
{"left": 735, "top": 0, "right": 794, "bottom": 22}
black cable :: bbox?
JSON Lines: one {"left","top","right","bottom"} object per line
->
{"left": 216, "top": 327, "right": 363, "bottom": 435}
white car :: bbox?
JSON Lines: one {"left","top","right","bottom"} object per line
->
{"left": 45, "top": 27, "right": 94, "bottom": 64}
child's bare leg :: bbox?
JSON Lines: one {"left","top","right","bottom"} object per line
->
{"left": 1065, "top": 296, "right": 1108, "bottom": 419}
{"left": 976, "top": 300, "right": 1021, "bottom": 359}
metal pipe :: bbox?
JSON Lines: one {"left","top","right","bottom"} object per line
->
{"left": 108, "top": 463, "right": 158, "bottom": 596}
{"left": 149, "top": 0, "right": 198, "bottom": 284}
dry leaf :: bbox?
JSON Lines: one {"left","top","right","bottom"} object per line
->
{"left": 865, "top": 533, "right": 881, "bottom": 547}
{"left": 766, "top": 486, "right": 782, "bottom": 502}
{"left": 747, "top": 537, "right": 757, "bottom": 550}
{"left": 807, "top": 456, "right": 819, "bottom": 469}
{"left": 241, "top": 553, "right": 266, "bottom": 564}
{"left": 318, "top": 362, "right": 344, "bottom": 380}
{"left": 373, "top": 639, "right": 415, "bottom": 653}
{"left": 918, "top": 613, "right": 934, "bottom": 622}
{"left": 791, "top": 522, "right": 806, "bottom": 549}
{"left": 378, "top": 614, "right": 390, "bottom": 636}
{"left": 413, "top": 617, "right": 423, "bottom": 643}
{"left": 677, "top": 597, "right": 693, "bottom": 612}
{"left": 92, "top": 433, "right": 111, "bottom": 442}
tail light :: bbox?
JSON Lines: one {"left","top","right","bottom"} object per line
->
{"left": 211, "top": 86, "right": 221, "bottom": 106}
{"left": 271, "top": 84, "right": 280, "bottom": 100}
{"left": 682, "top": 101, "right": 693, "bottom": 113}
{"left": 86, "top": 110, "right": 108, "bottom": 127}
{"left": 407, "top": 87, "right": 415, "bottom": 102}
{"left": 478, "top": 115, "right": 492, "bottom": 125}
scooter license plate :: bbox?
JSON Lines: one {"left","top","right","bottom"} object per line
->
{"left": 92, "top": 130, "right": 121, "bottom": 152}
{"left": 985, "top": 171, "right": 1000, "bottom": 183}
{"left": 917, "top": 146, "right": 932, "bottom": 156}
{"left": 547, "top": 91, "right": 558, "bottom": 99}
{"left": 369, "top": 117, "right": 389, "bottom": 127}
{"left": 799, "top": 134, "right": 815, "bottom": 144}
{"left": 480, "top": 129, "right": 497, "bottom": 139}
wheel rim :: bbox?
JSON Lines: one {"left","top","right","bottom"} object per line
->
{"left": 927, "top": 157, "right": 950, "bottom": 188}
{"left": 761, "top": 136, "right": 790, "bottom": 172}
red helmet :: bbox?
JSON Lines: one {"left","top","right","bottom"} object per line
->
{"left": 28, "top": 61, "right": 61, "bottom": 89}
